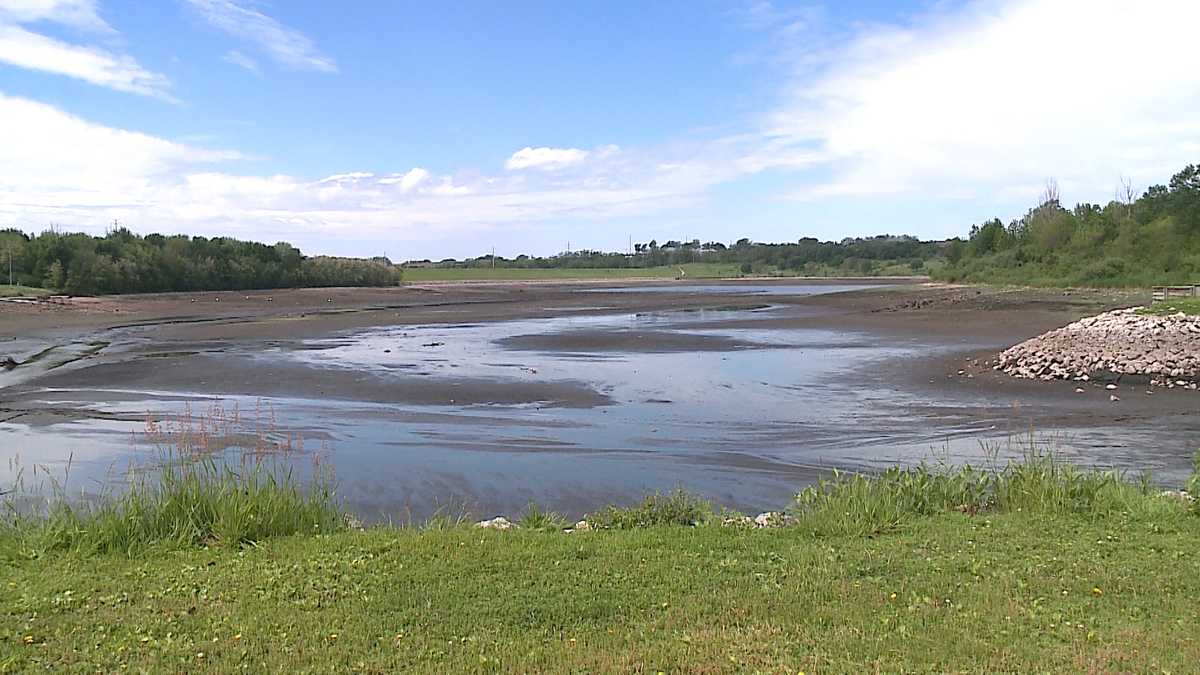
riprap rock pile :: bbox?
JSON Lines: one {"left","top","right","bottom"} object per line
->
{"left": 997, "top": 308, "right": 1200, "bottom": 388}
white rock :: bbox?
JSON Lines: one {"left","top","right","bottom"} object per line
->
{"left": 476, "top": 517, "right": 513, "bottom": 530}
{"left": 753, "top": 512, "right": 795, "bottom": 528}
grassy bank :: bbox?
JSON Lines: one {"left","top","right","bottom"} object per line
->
{"left": 2, "top": 456, "right": 1197, "bottom": 672}
{"left": 1141, "top": 297, "right": 1200, "bottom": 316}
{"left": 0, "top": 284, "right": 49, "bottom": 298}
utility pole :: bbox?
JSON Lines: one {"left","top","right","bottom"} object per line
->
{"left": 492, "top": 246, "right": 496, "bottom": 269}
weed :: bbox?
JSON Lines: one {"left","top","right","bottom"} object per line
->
{"left": 1, "top": 402, "right": 341, "bottom": 558}
{"left": 789, "top": 448, "right": 1187, "bottom": 536}
{"left": 586, "top": 489, "right": 712, "bottom": 529}
{"left": 516, "top": 502, "right": 568, "bottom": 531}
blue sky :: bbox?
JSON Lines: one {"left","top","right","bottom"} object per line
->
{"left": 1, "top": 0, "right": 1197, "bottom": 259}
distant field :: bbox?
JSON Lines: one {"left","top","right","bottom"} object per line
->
{"left": 0, "top": 284, "right": 49, "bottom": 298}
{"left": 402, "top": 263, "right": 743, "bottom": 282}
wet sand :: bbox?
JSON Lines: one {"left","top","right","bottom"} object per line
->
{"left": 2, "top": 279, "right": 1196, "bottom": 519}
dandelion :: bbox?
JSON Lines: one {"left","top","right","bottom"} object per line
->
{"left": 1092, "top": 587, "right": 1103, "bottom": 597}
{"left": 22, "top": 635, "right": 34, "bottom": 645}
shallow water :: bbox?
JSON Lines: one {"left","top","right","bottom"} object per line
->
{"left": 2, "top": 284, "right": 1197, "bottom": 520}
{"left": 582, "top": 283, "right": 882, "bottom": 296}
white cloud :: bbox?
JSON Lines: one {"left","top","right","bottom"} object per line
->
{"left": 0, "top": 91, "right": 237, "bottom": 217}
{"left": 0, "top": 0, "right": 110, "bottom": 31}
{"left": 379, "top": 168, "right": 430, "bottom": 192}
{"left": 506, "top": 146, "right": 590, "bottom": 171}
{"left": 0, "top": 92, "right": 713, "bottom": 249}
{"left": 0, "top": 7, "right": 171, "bottom": 98}
{"left": 185, "top": 0, "right": 336, "bottom": 73}
{"left": 764, "top": 0, "right": 1200, "bottom": 202}
{"left": 318, "top": 172, "right": 374, "bottom": 184}
{"left": 428, "top": 177, "right": 471, "bottom": 196}
{"left": 222, "top": 49, "right": 259, "bottom": 74}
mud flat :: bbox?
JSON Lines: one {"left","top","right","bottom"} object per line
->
{"left": 3, "top": 279, "right": 1197, "bottom": 520}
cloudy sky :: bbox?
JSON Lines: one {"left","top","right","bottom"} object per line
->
{"left": 1, "top": 0, "right": 1197, "bottom": 259}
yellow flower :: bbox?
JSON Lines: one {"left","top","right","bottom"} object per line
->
{"left": 1092, "top": 587, "right": 1103, "bottom": 597}
{"left": 22, "top": 635, "right": 34, "bottom": 645}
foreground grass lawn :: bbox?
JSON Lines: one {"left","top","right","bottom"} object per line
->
{"left": 4, "top": 512, "right": 1197, "bottom": 673}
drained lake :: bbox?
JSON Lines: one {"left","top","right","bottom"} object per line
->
{"left": 2, "top": 282, "right": 1197, "bottom": 520}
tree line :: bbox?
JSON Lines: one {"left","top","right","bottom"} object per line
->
{"left": 0, "top": 228, "right": 402, "bottom": 295}
{"left": 410, "top": 235, "right": 941, "bottom": 277}
{"left": 935, "top": 163, "right": 1200, "bottom": 286}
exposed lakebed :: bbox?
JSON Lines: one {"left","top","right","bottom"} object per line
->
{"left": 2, "top": 282, "right": 1197, "bottom": 519}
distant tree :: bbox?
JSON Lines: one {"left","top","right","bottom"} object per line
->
{"left": 945, "top": 238, "right": 966, "bottom": 265}
{"left": 44, "top": 260, "right": 65, "bottom": 290}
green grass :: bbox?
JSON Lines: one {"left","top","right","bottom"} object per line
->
{"left": 2, "top": 512, "right": 1197, "bottom": 672}
{"left": 2, "top": 453, "right": 1197, "bottom": 671}
{"left": 1140, "top": 298, "right": 1200, "bottom": 316}
{"left": 2, "top": 459, "right": 341, "bottom": 558}
{"left": 0, "top": 284, "right": 49, "bottom": 298}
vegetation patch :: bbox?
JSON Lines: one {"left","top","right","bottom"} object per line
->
{"left": 2, "top": 459, "right": 342, "bottom": 558}
{"left": 0, "top": 284, "right": 50, "bottom": 298}
{"left": 585, "top": 489, "right": 713, "bottom": 529}
{"left": 0, "top": 228, "right": 401, "bottom": 295}
{"left": 1140, "top": 297, "right": 1200, "bottom": 316}
{"left": 937, "top": 164, "right": 1200, "bottom": 287}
